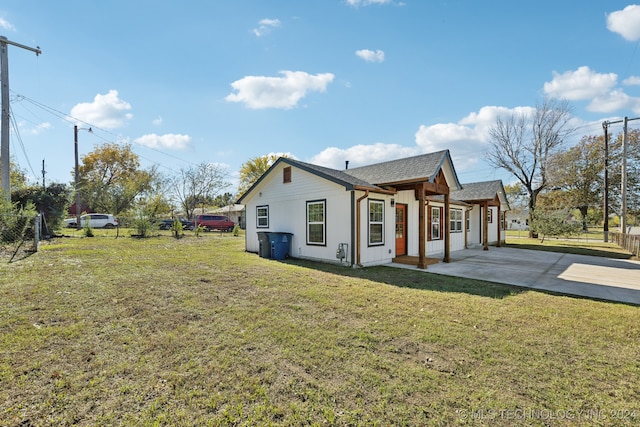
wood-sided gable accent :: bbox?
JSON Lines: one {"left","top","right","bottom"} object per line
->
{"left": 391, "top": 170, "right": 451, "bottom": 269}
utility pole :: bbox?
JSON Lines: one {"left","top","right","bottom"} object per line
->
{"left": 0, "top": 36, "right": 41, "bottom": 201}
{"left": 602, "top": 121, "right": 612, "bottom": 242}
{"left": 41, "top": 159, "right": 46, "bottom": 188}
{"left": 603, "top": 116, "right": 639, "bottom": 239}
{"left": 621, "top": 117, "right": 628, "bottom": 235}
{"left": 74, "top": 125, "right": 92, "bottom": 229}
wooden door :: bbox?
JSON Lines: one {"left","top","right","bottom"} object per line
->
{"left": 395, "top": 204, "right": 407, "bottom": 256}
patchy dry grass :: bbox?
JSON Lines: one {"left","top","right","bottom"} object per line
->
{"left": 1, "top": 234, "right": 639, "bottom": 426}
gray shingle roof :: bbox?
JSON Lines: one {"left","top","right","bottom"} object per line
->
{"left": 236, "top": 151, "right": 463, "bottom": 203}
{"left": 281, "top": 158, "right": 387, "bottom": 191}
{"left": 451, "top": 180, "right": 510, "bottom": 210}
{"left": 343, "top": 150, "right": 451, "bottom": 185}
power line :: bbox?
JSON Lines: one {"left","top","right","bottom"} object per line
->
{"left": 11, "top": 92, "right": 202, "bottom": 174}
{"left": 9, "top": 105, "right": 38, "bottom": 181}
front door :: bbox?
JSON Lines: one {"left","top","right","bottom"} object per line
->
{"left": 395, "top": 204, "right": 407, "bottom": 256}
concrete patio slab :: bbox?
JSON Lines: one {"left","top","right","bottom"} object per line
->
{"left": 388, "top": 247, "right": 640, "bottom": 305}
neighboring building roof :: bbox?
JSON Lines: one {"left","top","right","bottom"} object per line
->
{"left": 211, "top": 204, "right": 245, "bottom": 214}
{"left": 344, "top": 150, "right": 462, "bottom": 189}
{"left": 452, "top": 180, "right": 511, "bottom": 210}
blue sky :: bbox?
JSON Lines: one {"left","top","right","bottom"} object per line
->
{"left": 2, "top": 1, "right": 640, "bottom": 194}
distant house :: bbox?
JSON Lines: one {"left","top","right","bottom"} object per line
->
{"left": 237, "top": 150, "right": 509, "bottom": 268}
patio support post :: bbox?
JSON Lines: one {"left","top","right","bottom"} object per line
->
{"left": 417, "top": 184, "right": 427, "bottom": 269}
{"left": 497, "top": 208, "right": 502, "bottom": 247}
{"left": 483, "top": 201, "right": 489, "bottom": 251}
{"left": 444, "top": 192, "right": 451, "bottom": 263}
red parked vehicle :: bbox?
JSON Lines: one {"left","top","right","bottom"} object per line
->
{"left": 193, "top": 215, "right": 235, "bottom": 232}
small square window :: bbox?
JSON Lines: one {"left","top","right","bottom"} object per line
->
{"left": 257, "top": 205, "right": 269, "bottom": 228}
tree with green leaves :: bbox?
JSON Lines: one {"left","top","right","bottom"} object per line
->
{"left": 213, "top": 192, "right": 235, "bottom": 208}
{"left": 76, "top": 143, "right": 158, "bottom": 215}
{"left": 607, "top": 129, "right": 640, "bottom": 221}
{"left": 12, "top": 183, "right": 72, "bottom": 230}
{"left": 531, "top": 208, "right": 582, "bottom": 243}
{"left": 237, "top": 154, "right": 289, "bottom": 196}
{"left": 486, "top": 98, "right": 576, "bottom": 237}
{"left": 546, "top": 135, "right": 603, "bottom": 230}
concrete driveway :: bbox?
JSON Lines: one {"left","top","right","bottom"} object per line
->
{"left": 391, "top": 247, "right": 640, "bottom": 305}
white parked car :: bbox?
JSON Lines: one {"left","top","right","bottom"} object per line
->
{"left": 65, "top": 213, "right": 118, "bottom": 229}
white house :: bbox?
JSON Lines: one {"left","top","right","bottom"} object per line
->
{"left": 237, "top": 150, "right": 474, "bottom": 269}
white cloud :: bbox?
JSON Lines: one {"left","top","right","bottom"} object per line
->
{"left": 587, "top": 89, "right": 640, "bottom": 114}
{"left": 69, "top": 90, "right": 132, "bottom": 129}
{"left": 542, "top": 66, "right": 640, "bottom": 114}
{"left": 623, "top": 76, "right": 640, "bottom": 85}
{"left": 253, "top": 18, "right": 281, "bottom": 37}
{"left": 152, "top": 116, "right": 163, "bottom": 126}
{"left": 310, "top": 105, "right": 537, "bottom": 173}
{"left": 19, "top": 120, "right": 51, "bottom": 136}
{"left": 310, "top": 143, "right": 420, "bottom": 170}
{"left": 133, "top": 133, "right": 191, "bottom": 150}
{"left": 355, "top": 49, "right": 385, "bottom": 62}
{"left": 607, "top": 5, "right": 640, "bottom": 41}
{"left": 0, "top": 17, "right": 15, "bottom": 31}
{"left": 225, "top": 71, "right": 335, "bottom": 109}
{"left": 0, "top": 17, "right": 16, "bottom": 31}
{"left": 346, "top": 0, "right": 392, "bottom": 7}
{"left": 543, "top": 66, "right": 617, "bottom": 100}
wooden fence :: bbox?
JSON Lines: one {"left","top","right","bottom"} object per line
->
{"left": 610, "top": 232, "right": 640, "bottom": 258}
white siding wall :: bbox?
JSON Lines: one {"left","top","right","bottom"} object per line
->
{"left": 467, "top": 205, "right": 504, "bottom": 246}
{"left": 243, "top": 163, "right": 352, "bottom": 264}
{"left": 468, "top": 205, "right": 481, "bottom": 246}
{"left": 387, "top": 191, "right": 466, "bottom": 259}
{"left": 356, "top": 192, "right": 395, "bottom": 267}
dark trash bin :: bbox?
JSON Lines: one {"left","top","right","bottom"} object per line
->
{"left": 269, "top": 232, "right": 293, "bottom": 260}
{"left": 257, "top": 232, "right": 271, "bottom": 258}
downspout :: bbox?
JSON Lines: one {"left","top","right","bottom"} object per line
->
{"left": 350, "top": 191, "right": 356, "bottom": 267}
{"left": 356, "top": 190, "right": 370, "bottom": 267}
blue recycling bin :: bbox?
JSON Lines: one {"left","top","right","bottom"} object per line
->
{"left": 269, "top": 232, "right": 293, "bottom": 260}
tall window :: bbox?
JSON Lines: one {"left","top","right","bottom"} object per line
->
{"left": 487, "top": 208, "right": 493, "bottom": 223}
{"left": 256, "top": 205, "right": 269, "bottom": 228}
{"left": 368, "top": 200, "right": 384, "bottom": 245}
{"left": 306, "top": 200, "right": 325, "bottom": 245}
{"left": 283, "top": 166, "right": 292, "bottom": 183}
{"left": 431, "top": 206, "right": 441, "bottom": 240}
{"left": 450, "top": 209, "right": 463, "bottom": 232}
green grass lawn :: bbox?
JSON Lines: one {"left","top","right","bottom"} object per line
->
{"left": 1, "top": 234, "right": 639, "bottom": 426}
{"left": 505, "top": 236, "right": 636, "bottom": 259}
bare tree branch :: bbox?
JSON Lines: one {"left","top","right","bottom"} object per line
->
{"left": 486, "top": 98, "right": 575, "bottom": 237}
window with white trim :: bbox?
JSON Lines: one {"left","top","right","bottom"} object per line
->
{"left": 306, "top": 200, "right": 326, "bottom": 245}
{"left": 368, "top": 199, "right": 384, "bottom": 245}
{"left": 256, "top": 205, "right": 269, "bottom": 228}
{"left": 450, "top": 208, "right": 463, "bottom": 232}
{"left": 488, "top": 208, "right": 493, "bottom": 223}
{"left": 431, "top": 206, "right": 441, "bottom": 240}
